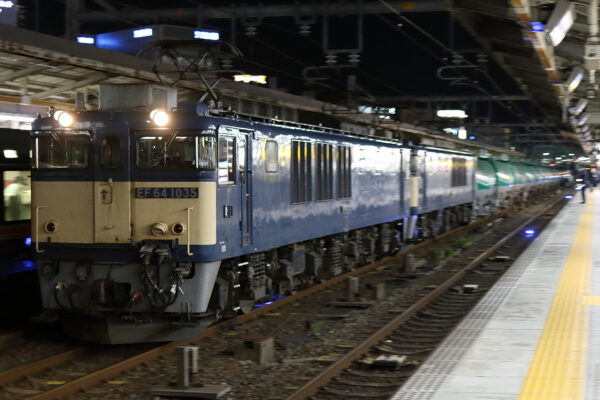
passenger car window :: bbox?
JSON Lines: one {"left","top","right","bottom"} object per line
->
{"left": 265, "top": 140, "right": 278, "bottom": 173}
{"left": 3, "top": 170, "right": 31, "bottom": 221}
{"left": 218, "top": 136, "right": 236, "bottom": 184}
{"left": 35, "top": 135, "right": 89, "bottom": 169}
{"left": 100, "top": 136, "right": 121, "bottom": 169}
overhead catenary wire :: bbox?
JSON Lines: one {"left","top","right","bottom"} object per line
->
{"left": 377, "top": 0, "right": 533, "bottom": 120}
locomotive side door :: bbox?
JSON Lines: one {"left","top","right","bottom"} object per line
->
{"left": 93, "top": 133, "right": 131, "bottom": 243}
{"left": 238, "top": 132, "right": 252, "bottom": 247}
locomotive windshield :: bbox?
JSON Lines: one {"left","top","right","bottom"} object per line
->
{"left": 136, "top": 133, "right": 216, "bottom": 170}
{"left": 33, "top": 134, "right": 89, "bottom": 169}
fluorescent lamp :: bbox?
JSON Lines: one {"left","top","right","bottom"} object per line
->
{"left": 543, "top": 152, "right": 550, "bottom": 156}
{"left": 566, "top": 67, "right": 584, "bottom": 93}
{"left": 458, "top": 127, "right": 467, "bottom": 139}
{"left": 0, "top": 1, "right": 14, "bottom": 8}
{"left": 234, "top": 74, "right": 267, "bottom": 84}
{"left": 578, "top": 112, "right": 588, "bottom": 126}
{"left": 133, "top": 28, "right": 153, "bottom": 38}
{"left": 3, "top": 149, "right": 17, "bottom": 158}
{"left": 571, "top": 98, "right": 588, "bottom": 115}
{"left": 77, "top": 36, "right": 95, "bottom": 45}
{"left": 436, "top": 109, "right": 468, "bottom": 119}
{"left": 194, "top": 30, "right": 219, "bottom": 40}
{"left": 545, "top": 0, "right": 575, "bottom": 46}
{"left": 0, "top": 113, "right": 35, "bottom": 123}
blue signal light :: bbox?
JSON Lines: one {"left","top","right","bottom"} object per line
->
{"left": 530, "top": 21, "right": 545, "bottom": 32}
{"left": 524, "top": 228, "right": 536, "bottom": 238}
{"left": 194, "top": 30, "right": 219, "bottom": 40}
{"left": 77, "top": 36, "right": 95, "bottom": 44}
{"left": 133, "top": 28, "right": 153, "bottom": 38}
{"left": 469, "top": 136, "right": 476, "bottom": 140}
{"left": 25, "top": 236, "right": 31, "bottom": 246}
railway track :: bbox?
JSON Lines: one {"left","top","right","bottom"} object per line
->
{"left": 0, "top": 195, "right": 566, "bottom": 400}
{"left": 285, "top": 196, "right": 566, "bottom": 400}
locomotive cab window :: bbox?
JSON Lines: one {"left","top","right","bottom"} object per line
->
{"left": 218, "top": 136, "right": 236, "bottom": 184}
{"left": 34, "top": 134, "right": 89, "bottom": 169}
{"left": 3, "top": 170, "right": 31, "bottom": 222}
{"left": 136, "top": 133, "right": 216, "bottom": 170}
{"left": 100, "top": 136, "right": 121, "bottom": 169}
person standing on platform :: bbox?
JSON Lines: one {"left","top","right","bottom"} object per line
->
{"left": 591, "top": 168, "right": 598, "bottom": 191}
{"left": 578, "top": 167, "right": 591, "bottom": 203}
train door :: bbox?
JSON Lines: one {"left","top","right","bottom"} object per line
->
{"left": 93, "top": 134, "right": 131, "bottom": 243}
{"left": 238, "top": 132, "right": 252, "bottom": 247}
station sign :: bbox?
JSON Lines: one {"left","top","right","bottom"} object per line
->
{"left": 0, "top": 0, "right": 17, "bottom": 26}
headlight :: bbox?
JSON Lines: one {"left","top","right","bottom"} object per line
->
{"left": 150, "top": 109, "right": 169, "bottom": 127}
{"left": 53, "top": 110, "right": 74, "bottom": 127}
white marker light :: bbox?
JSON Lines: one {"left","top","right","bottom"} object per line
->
{"left": 133, "top": 28, "right": 153, "bottom": 38}
{"left": 57, "top": 112, "right": 74, "bottom": 127}
{"left": 77, "top": 36, "right": 95, "bottom": 45}
{"left": 3, "top": 149, "right": 17, "bottom": 158}
{"left": 150, "top": 109, "right": 169, "bottom": 126}
{"left": 194, "top": 30, "right": 220, "bottom": 40}
{"left": 233, "top": 74, "right": 267, "bottom": 84}
{"left": 436, "top": 109, "right": 468, "bottom": 119}
{"left": 543, "top": 152, "right": 550, "bottom": 156}
{"left": 545, "top": 0, "right": 575, "bottom": 46}
{"left": 458, "top": 127, "right": 467, "bottom": 140}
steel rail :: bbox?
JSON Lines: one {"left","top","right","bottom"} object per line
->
{"left": 0, "top": 347, "right": 92, "bottom": 386}
{"left": 285, "top": 197, "right": 565, "bottom": 400}
{"left": 18, "top": 208, "right": 512, "bottom": 400}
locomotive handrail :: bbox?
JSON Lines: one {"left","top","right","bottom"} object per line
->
{"left": 186, "top": 207, "right": 193, "bottom": 256}
{"left": 35, "top": 205, "right": 44, "bottom": 253}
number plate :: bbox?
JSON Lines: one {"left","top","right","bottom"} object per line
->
{"left": 135, "top": 187, "right": 199, "bottom": 199}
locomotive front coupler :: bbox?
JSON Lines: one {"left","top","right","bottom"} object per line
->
{"left": 138, "top": 240, "right": 176, "bottom": 265}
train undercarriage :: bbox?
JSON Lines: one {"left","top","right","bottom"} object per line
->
{"left": 49, "top": 192, "right": 555, "bottom": 344}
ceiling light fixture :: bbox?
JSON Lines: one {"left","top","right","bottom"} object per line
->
{"left": 545, "top": 0, "right": 575, "bottom": 47}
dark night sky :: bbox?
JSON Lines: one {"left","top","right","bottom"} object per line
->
{"left": 17, "top": 0, "right": 529, "bottom": 123}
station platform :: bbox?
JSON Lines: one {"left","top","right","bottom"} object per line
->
{"left": 392, "top": 190, "right": 599, "bottom": 400}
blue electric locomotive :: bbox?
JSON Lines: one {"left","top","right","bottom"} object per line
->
{"left": 29, "top": 84, "right": 503, "bottom": 343}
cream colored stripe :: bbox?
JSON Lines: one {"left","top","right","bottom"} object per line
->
{"left": 519, "top": 194, "right": 593, "bottom": 399}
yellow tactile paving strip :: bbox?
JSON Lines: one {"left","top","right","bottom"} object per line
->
{"left": 518, "top": 195, "right": 594, "bottom": 400}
